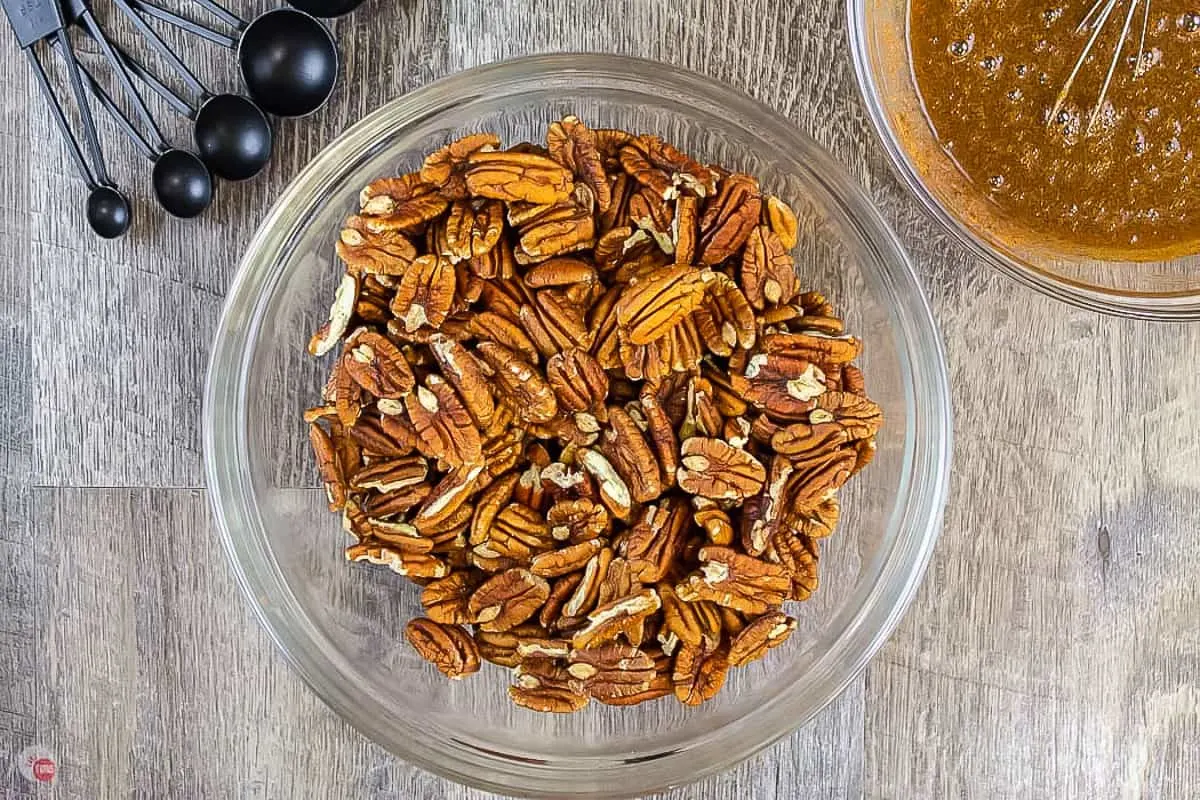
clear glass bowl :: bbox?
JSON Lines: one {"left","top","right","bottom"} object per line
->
{"left": 848, "top": 0, "right": 1200, "bottom": 320}
{"left": 204, "top": 54, "right": 952, "bottom": 798}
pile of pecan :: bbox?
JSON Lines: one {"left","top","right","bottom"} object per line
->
{"left": 305, "top": 117, "right": 882, "bottom": 712}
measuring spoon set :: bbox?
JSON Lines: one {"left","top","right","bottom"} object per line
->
{"left": 3, "top": 0, "right": 365, "bottom": 237}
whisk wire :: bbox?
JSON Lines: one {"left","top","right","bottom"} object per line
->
{"left": 1088, "top": 0, "right": 1143, "bottom": 130}
{"left": 1050, "top": 0, "right": 1152, "bottom": 136}
{"left": 1077, "top": 0, "right": 1114, "bottom": 33}
{"left": 1134, "top": 0, "right": 1150, "bottom": 76}
{"left": 1050, "top": 0, "right": 1120, "bottom": 123}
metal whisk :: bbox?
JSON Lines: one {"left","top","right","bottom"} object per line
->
{"left": 1050, "top": 0, "right": 1152, "bottom": 134}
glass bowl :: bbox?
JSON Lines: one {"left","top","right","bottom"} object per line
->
{"left": 848, "top": 0, "right": 1200, "bottom": 320}
{"left": 204, "top": 54, "right": 951, "bottom": 798}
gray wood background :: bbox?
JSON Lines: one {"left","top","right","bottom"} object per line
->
{"left": 3, "top": 0, "right": 1198, "bottom": 797}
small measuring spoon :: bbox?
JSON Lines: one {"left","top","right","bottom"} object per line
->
{"left": 4, "top": 0, "right": 130, "bottom": 237}
{"left": 103, "top": 0, "right": 273, "bottom": 182}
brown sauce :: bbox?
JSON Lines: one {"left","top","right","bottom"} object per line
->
{"left": 908, "top": 1, "right": 1200, "bottom": 259}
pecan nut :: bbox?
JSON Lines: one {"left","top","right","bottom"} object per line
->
{"left": 765, "top": 195, "right": 800, "bottom": 250}
{"left": 697, "top": 174, "right": 761, "bottom": 265}
{"left": 476, "top": 341, "right": 559, "bottom": 425}
{"left": 465, "top": 150, "right": 575, "bottom": 205}
{"left": 676, "top": 437, "right": 767, "bottom": 502}
{"left": 404, "top": 376, "right": 482, "bottom": 468}
{"left": 405, "top": 617, "right": 480, "bottom": 679}
{"left": 622, "top": 499, "right": 690, "bottom": 583}
{"left": 567, "top": 644, "right": 656, "bottom": 702}
{"left": 391, "top": 254, "right": 456, "bottom": 333}
{"left": 673, "top": 640, "right": 729, "bottom": 706}
{"left": 359, "top": 173, "right": 450, "bottom": 232}
{"left": 741, "top": 225, "right": 798, "bottom": 309}
{"left": 571, "top": 587, "right": 661, "bottom": 650}
{"left": 676, "top": 546, "right": 791, "bottom": 615}
{"left": 420, "top": 572, "right": 477, "bottom": 624}
{"left": 468, "top": 568, "right": 551, "bottom": 632}
{"left": 343, "top": 329, "right": 415, "bottom": 399}
{"left": 547, "top": 115, "right": 611, "bottom": 211}
{"left": 615, "top": 264, "right": 710, "bottom": 345}
{"left": 727, "top": 610, "right": 796, "bottom": 667}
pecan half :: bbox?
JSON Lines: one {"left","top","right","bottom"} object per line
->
{"left": 530, "top": 538, "right": 605, "bottom": 578}
{"left": 343, "top": 330, "right": 415, "bottom": 399}
{"left": 615, "top": 264, "right": 710, "bottom": 345}
{"left": 466, "top": 150, "right": 575, "bottom": 205}
{"left": 567, "top": 645, "right": 656, "bottom": 702}
{"left": 576, "top": 448, "right": 634, "bottom": 522}
{"left": 509, "top": 658, "right": 590, "bottom": 713}
{"left": 337, "top": 217, "right": 418, "bottom": 276}
{"left": 727, "top": 610, "right": 796, "bottom": 667}
{"left": 622, "top": 499, "right": 690, "bottom": 583}
{"left": 676, "top": 546, "right": 790, "bottom": 615}
{"left": 697, "top": 174, "right": 761, "bottom": 265}
{"left": 741, "top": 225, "right": 798, "bottom": 309}
{"left": 308, "top": 273, "right": 359, "bottom": 357}
{"left": 359, "top": 173, "right": 450, "bottom": 232}
{"left": 404, "top": 376, "right": 482, "bottom": 468}
{"left": 345, "top": 542, "right": 449, "bottom": 579}
{"left": 420, "top": 572, "right": 477, "bottom": 624}
{"left": 473, "top": 622, "right": 547, "bottom": 668}
{"left": 515, "top": 200, "right": 595, "bottom": 264}
{"left": 547, "top": 115, "right": 611, "bottom": 211}
{"left": 571, "top": 587, "right": 661, "bottom": 650}
{"left": 405, "top": 618, "right": 480, "bottom": 679}
{"left": 476, "top": 341, "right": 558, "bottom": 425}
{"left": 660, "top": 583, "right": 723, "bottom": 650}
{"left": 765, "top": 195, "right": 800, "bottom": 250}
{"left": 546, "top": 348, "right": 609, "bottom": 414}
{"left": 428, "top": 333, "right": 494, "bottom": 428}
{"left": 673, "top": 640, "right": 729, "bottom": 706}
{"left": 547, "top": 498, "right": 611, "bottom": 543}
{"left": 599, "top": 405, "right": 664, "bottom": 504}
{"left": 391, "top": 254, "right": 456, "bottom": 333}
{"left": 676, "top": 437, "right": 767, "bottom": 502}
{"left": 468, "top": 568, "right": 551, "bottom": 632}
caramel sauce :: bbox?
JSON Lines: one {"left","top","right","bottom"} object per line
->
{"left": 909, "top": 2, "right": 1200, "bottom": 259}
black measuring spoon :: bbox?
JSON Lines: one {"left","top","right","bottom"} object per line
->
{"left": 133, "top": 0, "right": 337, "bottom": 118}
{"left": 4, "top": 0, "right": 130, "bottom": 237}
{"left": 71, "top": 54, "right": 213, "bottom": 218}
{"left": 96, "top": 0, "right": 273, "bottom": 182}
{"left": 193, "top": 0, "right": 339, "bottom": 117}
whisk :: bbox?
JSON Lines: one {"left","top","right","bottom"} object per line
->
{"left": 1050, "top": 0, "right": 1152, "bottom": 134}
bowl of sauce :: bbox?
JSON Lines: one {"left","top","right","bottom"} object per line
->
{"left": 849, "top": 0, "right": 1200, "bottom": 318}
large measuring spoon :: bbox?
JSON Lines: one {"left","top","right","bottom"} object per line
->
{"left": 132, "top": 0, "right": 338, "bottom": 118}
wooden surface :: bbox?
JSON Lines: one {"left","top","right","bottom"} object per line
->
{"left": 3, "top": 0, "right": 1198, "bottom": 797}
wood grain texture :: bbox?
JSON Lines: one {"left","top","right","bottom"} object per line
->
{"left": 0, "top": 21, "right": 35, "bottom": 796}
{"left": 2, "top": 0, "right": 1198, "bottom": 797}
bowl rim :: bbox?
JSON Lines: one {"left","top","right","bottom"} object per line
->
{"left": 204, "top": 52, "right": 953, "bottom": 798}
{"left": 845, "top": 0, "right": 1200, "bottom": 321}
